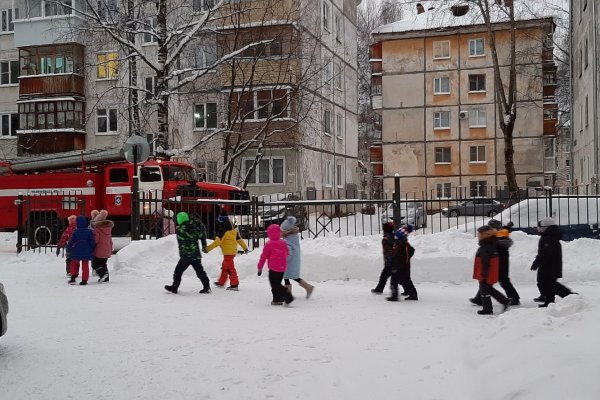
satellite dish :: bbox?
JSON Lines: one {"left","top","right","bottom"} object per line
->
{"left": 123, "top": 135, "right": 150, "bottom": 163}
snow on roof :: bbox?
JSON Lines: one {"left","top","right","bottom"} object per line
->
{"left": 372, "top": 0, "right": 563, "bottom": 37}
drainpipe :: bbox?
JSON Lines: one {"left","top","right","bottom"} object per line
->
{"left": 569, "top": 0, "right": 575, "bottom": 191}
{"left": 592, "top": 0, "right": 599, "bottom": 193}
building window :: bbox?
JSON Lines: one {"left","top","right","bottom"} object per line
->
{"left": 0, "top": 60, "right": 18, "bottom": 85}
{"left": 268, "top": 39, "right": 282, "bottom": 57}
{"left": 97, "top": 52, "right": 118, "bottom": 79}
{"left": 336, "top": 163, "right": 343, "bottom": 187}
{"left": 196, "top": 160, "right": 218, "bottom": 182}
{"left": 97, "top": 0, "right": 118, "bottom": 20}
{"left": 334, "top": 11, "right": 342, "bottom": 43}
{"left": 1, "top": 8, "right": 15, "bottom": 32}
{"left": 434, "top": 147, "right": 451, "bottom": 164}
{"left": 193, "top": 0, "right": 214, "bottom": 12}
{"left": 194, "top": 44, "right": 217, "bottom": 68}
{"left": 20, "top": 45, "right": 82, "bottom": 76}
{"left": 544, "top": 109, "right": 557, "bottom": 120}
{"left": 585, "top": 96, "right": 589, "bottom": 126}
{"left": 194, "top": 103, "right": 217, "bottom": 129}
{"left": 436, "top": 183, "right": 451, "bottom": 199}
{"left": 0, "top": 113, "right": 18, "bottom": 137}
{"left": 433, "top": 41, "right": 450, "bottom": 59}
{"left": 470, "top": 181, "right": 487, "bottom": 197}
{"left": 234, "top": 89, "right": 289, "bottom": 121}
{"left": 323, "top": 59, "right": 332, "bottom": 86}
{"left": 544, "top": 137, "right": 555, "bottom": 158}
{"left": 584, "top": 38, "right": 588, "bottom": 69}
{"left": 468, "top": 74, "right": 486, "bottom": 92}
{"left": 469, "top": 110, "right": 486, "bottom": 127}
{"left": 336, "top": 113, "right": 343, "bottom": 138}
{"left": 325, "top": 160, "right": 332, "bottom": 187}
{"left": 468, "top": 38, "right": 485, "bottom": 57}
{"left": 97, "top": 107, "right": 118, "bottom": 134}
{"left": 143, "top": 17, "right": 157, "bottom": 44}
{"left": 244, "top": 157, "right": 285, "bottom": 185}
{"left": 324, "top": 109, "right": 331, "bottom": 134}
{"left": 433, "top": 111, "right": 450, "bottom": 129}
{"left": 322, "top": 1, "right": 331, "bottom": 32}
{"left": 334, "top": 61, "right": 342, "bottom": 90}
{"left": 44, "top": 0, "right": 73, "bottom": 17}
{"left": 19, "top": 100, "right": 84, "bottom": 130}
{"left": 469, "top": 145, "right": 486, "bottom": 163}
{"left": 433, "top": 76, "right": 450, "bottom": 94}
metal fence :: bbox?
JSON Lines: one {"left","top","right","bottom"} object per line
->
{"left": 13, "top": 184, "right": 600, "bottom": 254}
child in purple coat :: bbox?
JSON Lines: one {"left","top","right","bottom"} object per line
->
{"left": 257, "top": 224, "right": 294, "bottom": 306}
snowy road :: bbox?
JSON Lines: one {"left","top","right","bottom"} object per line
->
{"left": 1, "top": 231, "right": 599, "bottom": 400}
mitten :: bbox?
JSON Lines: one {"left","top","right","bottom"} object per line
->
{"left": 257, "top": 270, "right": 262, "bottom": 277}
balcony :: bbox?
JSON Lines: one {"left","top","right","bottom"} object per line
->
{"left": 543, "top": 104, "right": 558, "bottom": 136}
{"left": 371, "top": 62, "right": 382, "bottom": 76}
{"left": 19, "top": 74, "right": 85, "bottom": 96}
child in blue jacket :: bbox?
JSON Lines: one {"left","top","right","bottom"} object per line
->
{"left": 67, "top": 216, "right": 96, "bottom": 285}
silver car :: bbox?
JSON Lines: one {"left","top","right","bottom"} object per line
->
{"left": 0, "top": 282, "right": 8, "bottom": 337}
{"left": 381, "top": 201, "right": 427, "bottom": 229}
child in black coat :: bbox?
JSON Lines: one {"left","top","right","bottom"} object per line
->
{"left": 371, "top": 222, "right": 395, "bottom": 294}
{"left": 387, "top": 225, "right": 417, "bottom": 302}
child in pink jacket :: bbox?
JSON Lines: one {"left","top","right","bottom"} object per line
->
{"left": 257, "top": 224, "right": 294, "bottom": 306}
{"left": 92, "top": 210, "right": 113, "bottom": 283}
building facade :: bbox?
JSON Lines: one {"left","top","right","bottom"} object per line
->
{"left": 0, "top": 0, "right": 360, "bottom": 197}
{"left": 369, "top": 3, "right": 558, "bottom": 199}
{"left": 571, "top": 0, "right": 600, "bottom": 194}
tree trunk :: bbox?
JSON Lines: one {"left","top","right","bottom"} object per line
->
{"left": 127, "top": 0, "right": 140, "bottom": 136}
{"left": 156, "top": 0, "right": 169, "bottom": 153}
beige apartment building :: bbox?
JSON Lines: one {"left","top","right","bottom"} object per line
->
{"left": 369, "top": 3, "right": 558, "bottom": 199}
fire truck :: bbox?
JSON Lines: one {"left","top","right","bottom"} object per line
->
{"left": 0, "top": 148, "right": 254, "bottom": 246}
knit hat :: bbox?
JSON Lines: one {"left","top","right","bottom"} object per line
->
{"left": 281, "top": 215, "right": 297, "bottom": 231}
{"left": 91, "top": 209, "right": 99, "bottom": 221}
{"left": 477, "top": 225, "right": 497, "bottom": 240}
{"left": 538, "top": 217, "right": 556, "bottom": 227}
{"left": 382, "top": 221, "right": 394, "bottom": 234}
{"left": 487, "top": 219, "right": 502, "bottom": 230}
{"left": 177, "top": 212, "right": 190, "bottom": 225}
{"left": 95, "top": 210, "right": 108, "bottom": 222}
{"left": 395, "top": 229, "right": 407, "bottom": 241}
{"left": 67, "top": 215, "right": 77, "bottom": 224}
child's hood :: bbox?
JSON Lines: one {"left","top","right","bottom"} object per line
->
{"left": 266, "top": 224, "right": 281, "bottom": 240}
{"left": 76, "top": 215, "right": 88, "bottom": 229}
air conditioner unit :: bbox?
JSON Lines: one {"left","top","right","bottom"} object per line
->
{"left": 459, "top": 111, "right": 469, "bottom": 119}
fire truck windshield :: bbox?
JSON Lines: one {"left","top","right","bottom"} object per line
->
{"left": 162, "top": 165, "right": 197, "bottom": 182}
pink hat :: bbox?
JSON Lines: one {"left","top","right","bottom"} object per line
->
{"left": 95, "top": 210, "right": 108, "bottom": 222}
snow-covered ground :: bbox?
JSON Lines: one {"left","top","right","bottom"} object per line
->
{"left": 1, "top": 230, "right": 599, "bottom": 400}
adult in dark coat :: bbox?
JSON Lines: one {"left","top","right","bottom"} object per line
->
{"left": 531, "top": 218, "right": 576, "bottom": 307}
{"left": 371, "top": 222, "right": 395, "bottom": 294}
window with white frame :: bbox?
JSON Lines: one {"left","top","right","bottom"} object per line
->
{"left": 97, "top": 107, "right": 118, "bottom": 134}
{"left": 470, "top": 181, "right": 487, "bottom": 197}
{"left": 334, "top": 11, "right": 342, "bottom": 43}
{"left": 325, "top": 160, "right": 332, "bottom": 187}
{"left": 194, "top": 44, "right": 217, "bottom": 68}
{"left": 436, "top": 182, "right": 451, "bottom": 199}
{"left": 1, "top": 7, "right": 16, "bottom": 32}
{"left": 468, "top": 38, "right": 485, "bottom": 56}
{"left": 433, "top": 40, "right": 450, "bottom": 59}
{"left": 336, "top": 113, "right": 343, "bottom": 138}
{"left": 469, "top": 110, "right": 486, "bottom": 127}
{"left": 322, "top": 1, "right": 331, "bottom": 32}
{"left": 323, "top": 59, "right": 333, "bottom": 86}
{"left": 196, "top": 160, "right": 218, "bottom": 182}
{"left": 543, "top": 137, "right": 555, "bottom": 158}
{"left": 97, "top": 52, "right": 118, "bottom": 79}
{"left": 336, "top": 163, "right": 343, "bottom": 187}
{"left": 44, "top": 0, "right": 72, "bottom": 17}
{"left": 193, "top": 0, "right": 214, "bottom": 12}
{"left": 0, "top": 113, "right": 18, "bottom": 137}
{"left": 234, "top": 89, "right": 289, "bottom": 121}
{"left": 194, "top": 103, "right": 217, "bottom": 129}
{"left": 324, "top": 109, "right": 331, "bottom": 134}
{"left": 434, "top": 147, "right": 451, "bottom": 164}
{"left": 468, "top": 74, "right": 486, "bottom": 92}
{"left": 469, "top": 145, "right": 486, "bottom": 163}
{"left": 244, "top": 157, "right": 284, "bottom": 185}
{"left": 143, "top": 17, "right": 157, "bottom": 44}
{"left": 433, "top": 111, "right": 450, "bottom": 129}
{"left": 0, "top": 60, "right": 18, "bottom": 85}
{"left": 434, "top": 76, "right": 450, "bottom": 94}
{"left": 334, "top": 61, "right": 342, "bottom": 89}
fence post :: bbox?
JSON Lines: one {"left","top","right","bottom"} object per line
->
{"left": 393, "top": 174, "right": 401, "bottom": 230}
{"left": 251, "top": 195, "right": 259, "bottom": 249}
{"left": 546, "top": 186, "right": 553, "bottom": 218}
{"left": 16, "top": 193, "right": 24, "bottom": 254}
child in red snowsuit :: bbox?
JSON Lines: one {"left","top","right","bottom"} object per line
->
{"left": 56, "top": 215, "right": 77, "bottom": 276}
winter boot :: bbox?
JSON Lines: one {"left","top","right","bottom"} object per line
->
{"left": 298, "top": 280, "right": 314, "bottom": 299}
{"left": 469, "top": 297, "right": 482, "bottom": 306}
{"left": 371, "top": 288, "right": 384, "bottom": 294}
{"left": 477, "top": 295, "right": 493, "bottom": 315}
{"left": 214, "top": 282, "right": 225, "bottom": 288}
{"left": 285, "top": 284, "right": 292, "bottom": 295}
{"left": 164, "top": 284, "right": 178, "bottom": 294}
{"left": 405, "top": 295, "right": 418, "bottom": 301}
{"left": 68, "top": 276, "right": 77, "bottom": 285}
{"left": 386, "top": 292, "right": 399, "bottom": 302}
{"left": 271, "top": 301, "right": 283, "bottom": 306}
{"left": 533, "top": 295, "right": 545, "bottom": 303}
{"left": 503, "top": 298, "right": 514, "bottom": 311}
{"left": 79, "top": 281, "right": 88, "bottom": 286}
{"left": 226, "top": 285, "right": 239, "bottom": 291}
{"left": 199, "top": 287, "right": 212, "bottom": 294}
{"left": 98, "top": 274, "right": 109, "bottom": 283}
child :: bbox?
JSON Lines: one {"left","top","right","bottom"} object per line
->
{"left": 257, "top": 223, "right": 293, "bottom": 306}
{"left": 371, "top": 221, "right": 395, "bottom": 294}
{"left": 92, "top": 210, "right": 113, "bottom": 283}
{"left": 473, "top": 225, "right": 511, "bottom": 315}
{"left": 56, "top": 215, "right": 77, "bottom": 276}
{"left": 281, "top": 216, "right": 314, "bottom": 298}
{"left": 205, "top": 214, "right": 248, "bottom": 291}
{"left": 90, "top": 209, "right": 100, "bottom": 229}
{"left": 387, "top": 225, "right": 417, "bottom": 301}
{"left": 66, "top": 215, "right": 96, "bottom": 285}
{"left": 164, "top": 212, "right": 211, "bottom": 294}
{"left": 470, "top": 220, "right": 520, "bottom": 306}
{"left": 531, "top": 218, "right": 576, "bottom": 307}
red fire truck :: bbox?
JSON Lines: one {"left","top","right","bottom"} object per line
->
{"left": 0, "top": 148, "right": 252, "bottom": 246}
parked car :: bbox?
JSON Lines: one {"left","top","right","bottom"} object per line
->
{"left": 381, "top": 201, "right": 427, "bottom": 229}
{"left": 442, "top": 198, "right": 506, "bottom": 217}
{"left": 0, "top": 282, "right": 8, "bottom": 337}
{"left": 259, "top": 193, "right": 307, "bottom": 231}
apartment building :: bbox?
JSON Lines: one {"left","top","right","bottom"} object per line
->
{"left": 571, "top": 0, "right": 599, "bottom": 193}
{"left": 369, "top": 2, "right": 558, "bottom": 198}
{"left": 0, "top": 0, "right": 360, "bottom": 196}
